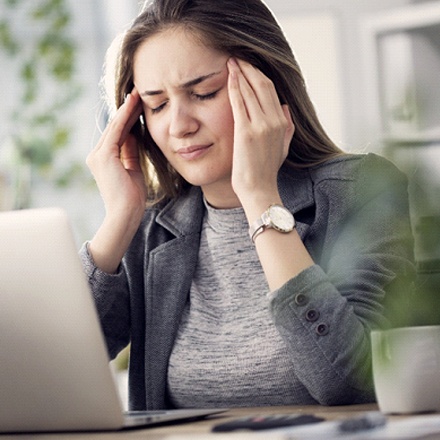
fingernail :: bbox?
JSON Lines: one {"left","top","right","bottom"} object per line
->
{"left": 228, "top": 57, "right": 238, "bottom": 67}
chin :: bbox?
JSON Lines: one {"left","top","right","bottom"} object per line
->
{"left": 178, "top": 165, "right": 232, "bottom": 190}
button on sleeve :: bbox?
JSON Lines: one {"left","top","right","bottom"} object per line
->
{"left": 316, "top": 323, "right": 329, "bottom": 336}
{"left": 294, "top": 293, "right": 309, "bottom": 306}
{"left": 305, "top": 309, "right": 320, "bottom": 322}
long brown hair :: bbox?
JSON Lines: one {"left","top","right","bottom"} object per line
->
{"left": 105, "top": 0, "right": 344, "bottom": 202}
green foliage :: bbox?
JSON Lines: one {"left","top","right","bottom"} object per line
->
{"left": 0, "top": 20, "right": 19, "bottom": 55}
{"left": 0, "top": 0, "right": 88, "bottom": 207}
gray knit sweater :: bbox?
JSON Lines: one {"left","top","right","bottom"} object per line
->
{"left": 167, "top": 200, "right": 307, "bottom": 407}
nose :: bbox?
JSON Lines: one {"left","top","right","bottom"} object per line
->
{"left": 169, "top": 103, "right": 199, "bottom": 138}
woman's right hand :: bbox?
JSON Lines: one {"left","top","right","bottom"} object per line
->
{"left": 87, "top": 88, "right": 146, "bottom": 219}
{"left": 86, "top": 88, "right": 147, "bottom": 273}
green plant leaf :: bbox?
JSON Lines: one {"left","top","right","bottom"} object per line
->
{"left": 0, "top": 20, "right": 20, "bottom": 55}
{"left": 1, "top": 0, "right": 85, "bottom": 200}
{"left": 5, "top": 0, "right": 22, "bottom": 7}
{"left": 52, "top": 127, "right": 70, "bottom": 149}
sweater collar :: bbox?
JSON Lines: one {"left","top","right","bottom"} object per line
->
{"left": 156, "top": 164, "right": 315, "bottom": 238}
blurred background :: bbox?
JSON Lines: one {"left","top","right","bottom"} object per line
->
{"left": 1, "top": 0, "right": 440, "bottom": 255}
{"left": 2, "top": 0, "right": 440, "bottom": 408}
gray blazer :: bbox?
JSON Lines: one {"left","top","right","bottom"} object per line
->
{"left": 80, "top": 153, "right": 415, "bottom": 410}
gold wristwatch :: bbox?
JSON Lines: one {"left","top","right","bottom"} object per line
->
{"left": 248, "top": 204, "right": 295, "bottom": 243}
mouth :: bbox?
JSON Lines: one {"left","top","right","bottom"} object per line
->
{"left": 176, "top": 144, "right": 213, "bottom": 160}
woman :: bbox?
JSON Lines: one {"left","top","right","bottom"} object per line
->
{"left": 82, "top": 0, "right": 415, "bottom": 410}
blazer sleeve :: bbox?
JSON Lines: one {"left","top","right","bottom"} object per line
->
{"left": 269, "top": 155, "right": 415, "bottom": 405}
{"left": 79, "top": 243, "right": 131, "bottom": 359}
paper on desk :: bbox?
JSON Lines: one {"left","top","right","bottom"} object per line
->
{"left": 277, "top": 414, "right": 440, "bottom": 439}
{"left": 348, "top": 414, "right": 440, "bottom": 439}
{"left": 166, "top": 414, "right": 440, "bottom": 440}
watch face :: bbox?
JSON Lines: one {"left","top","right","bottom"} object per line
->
{"left": 268, "top": 205, "right": 295, "bottom": 232}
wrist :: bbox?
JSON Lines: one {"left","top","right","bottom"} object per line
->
{"left": 240, "top": 190, "right": 283, "bottom": 225}
{"left": 89, "top": 207, "right": 144, "bottom": 274}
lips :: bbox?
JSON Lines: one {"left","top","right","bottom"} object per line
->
{"left": 176, "top": 144, "right": 212, "bottom": 160}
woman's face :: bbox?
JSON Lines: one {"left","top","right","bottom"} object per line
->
{"left": 133, "top": 27, "right": 236, "bottom": 201}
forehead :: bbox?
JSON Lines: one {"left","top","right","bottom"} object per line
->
{"left": 133, "top": 27, "right": 228, "bottom": 88}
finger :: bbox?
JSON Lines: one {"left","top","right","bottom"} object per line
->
{"left": 236, "top": 59, "right": 284, "bottom": 120}
{"left": 94, "top": 89, "right": 143, "bottom": 154}
{"left": 227, "top": 58, "right": 250, "bottom": 125}
{"left": 115, "top": 91, "right": 144, "bottom": 146}
{"left": 231, "top": 60, "right": 264, "bottom": 122}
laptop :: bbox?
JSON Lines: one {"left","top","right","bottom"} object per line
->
{"left": 0, "top": 207, "right": 225, "bottom": 432}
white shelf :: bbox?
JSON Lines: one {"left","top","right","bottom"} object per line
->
{"left": 383, "top": 127, "right": 440, "bottom": 146}
{"left": 361, "top": 2, "right": 440, "bottom": 149}
{"left": 363, "top": 1, "right": 440, "bottom": 34}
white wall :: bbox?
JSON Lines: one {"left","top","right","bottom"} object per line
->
{"left": 278, "top": 13, "right": 345, "bottom": 148}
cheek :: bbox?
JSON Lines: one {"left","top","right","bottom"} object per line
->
{"left": 145, "top": 120, "right": 177, "bottom": 166}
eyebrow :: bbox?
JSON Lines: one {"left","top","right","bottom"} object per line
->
{"left": 140, "top": 71, "right": 223, "bottom": 97}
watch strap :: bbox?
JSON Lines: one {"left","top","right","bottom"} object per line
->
{"left": 249, "top": 222, "right": 265, "bottom": 242}
{"left": 249, "top": 213, "right": 268, "bottom": 242}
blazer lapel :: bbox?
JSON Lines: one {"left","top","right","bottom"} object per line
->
{"left": 143, "top": 188, "right": 204, "bottom": 408}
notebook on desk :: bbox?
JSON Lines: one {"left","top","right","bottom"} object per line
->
{"left": 0, "top": 207, "right": 225, "bottom": 433}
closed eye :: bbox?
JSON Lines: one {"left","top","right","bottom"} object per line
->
{"left": 149, "top": 89, "right": 220, "bottom": 115}
{"left": 193, "top": 90, "right": 219, "bottom": 101}
{"left": 150, "top": 101, "right": 167, "bottom": 114}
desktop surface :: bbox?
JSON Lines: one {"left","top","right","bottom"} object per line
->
{"left": 4, "top": 404, "right": 440, "bottom": 440}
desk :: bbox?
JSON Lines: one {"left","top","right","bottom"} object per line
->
{"left": 2, "top": 404, "right": 440, "bottom": 440}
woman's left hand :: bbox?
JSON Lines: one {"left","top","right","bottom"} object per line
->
{"left": 227, "top": 58, "right": 295, "bottom": 206}
{"left": 227, "top": 58, "right": 313, "bottom": 292}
